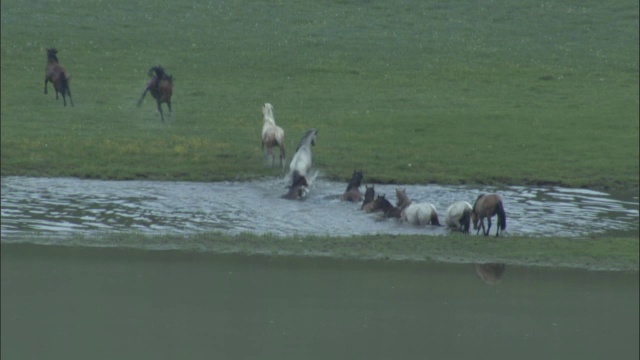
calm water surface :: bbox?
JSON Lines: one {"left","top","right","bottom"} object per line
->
{"left": 1, "top": 244, "right": 638, "bottom": 360}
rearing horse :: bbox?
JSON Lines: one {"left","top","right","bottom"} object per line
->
{"left": 471, "top": 193, "right": 507, "bottom": 236}
{"left": 261, "top": 103, "right": 286, "bottom": 170}
{"left": 44, "top": 48, "right": 73, "bottom": 107}
{"left": 137, "top": 66, "right": 173, "bottom": 122}
{"left": 287, "top": 128, "right": 317, "bottom": 183}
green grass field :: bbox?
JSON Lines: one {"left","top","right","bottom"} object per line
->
{"left": 1, "top": 0, "right": 638, "bottom": 269}
{"left": 2, "top": 0, "right": 638, "bottom": 188}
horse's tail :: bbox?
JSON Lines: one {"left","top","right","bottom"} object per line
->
{"left": 496, "top": 200, "right": 507, "bottom": 231}
{"left": 59, "top": 72, "right": 70, "bottom": 94}
{"left": 431, "top": 207, "right": 441, "bottom": 226}
{"left": 460, "top": 209, "right": 471, "bottom": 232}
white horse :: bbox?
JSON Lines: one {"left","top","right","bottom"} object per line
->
{"left": 287, "top": 128, "right": 317, "bottom": 183}
{"left": 261, "top": 103, "right": 286, "bottom": 169}
{"left": 395, "top": 188, "right": 440, "bottom": 226}
{"left": 445, "top": 201, "right": 473, "bottom": 232}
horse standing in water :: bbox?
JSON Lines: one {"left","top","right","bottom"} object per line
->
{"left": 340, "top": 170, "right": 364, "bottom": 202}
{"left": 471, "top": 193, "right": 507, "bottom": 236}
{"left": 137, "top": 66, "right": 173, "bottom": 122}
{"left": 445, "top": 201, "right": 473, "bottom": 232}
{"left": 360, "top": 185, "right": 377, "bottom": 212}
{"left": 282, "top": 172, "right": 309, "bottom": 200}
{"left": 261, "top": 103, "right": 286, "bottom": 170}
{"left": 395, "top": 188, "right": 440, "bottom": 226}
{"left": 44, "top": 48, "right": 73, "bottom": 107}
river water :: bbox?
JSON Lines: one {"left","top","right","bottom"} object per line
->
{"left": 1, "top": 176, "right": 638, "bottom": 240}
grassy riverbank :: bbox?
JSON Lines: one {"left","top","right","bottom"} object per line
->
{"left": 1, "top": 0, "right": 638, "bottom": 189}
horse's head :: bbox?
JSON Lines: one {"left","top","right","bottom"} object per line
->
{"left": 395, "top": 188, "right": 410, "bottom": 207}
{"left": 471, "top": 210, "right": 479, "bottom": 230}
{"left": 262, "top": 103, "right": 274, "bottom": 121}
{"left": 363, "top": 185, "right": 375, "bottom": 202}
{"left": 46, "top": 48, "right": 59, "bottom": 63}
{"left": 149, "top": 66, "right": 166, "bottom": 79}
{"left": 347, "top": 170, "right": 363, "bottom": 190}
{"left": 371, "top": 194, "right": 388, "bottom": 211}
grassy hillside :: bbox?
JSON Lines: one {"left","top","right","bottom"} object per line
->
{"left": 1, "top": 0, "right": 638, "bottom": 189}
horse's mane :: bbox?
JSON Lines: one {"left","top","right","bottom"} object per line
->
{"left": 296, "top": 128, "right": 317, "bottom": 151}
{"left": 345, "top": 170, "right": 363, "bottom": 191}
{"left": 149, "top": 66, "right": 168, "bottom": 80}
{"left": 472, "top": 193, "right": 485, "bottom": 211}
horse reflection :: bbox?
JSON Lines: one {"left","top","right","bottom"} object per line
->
{"left": 475, "top": 263, "right": 506, "bottom": 285}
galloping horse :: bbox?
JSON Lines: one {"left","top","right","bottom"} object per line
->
{"left": 445, "top": 201, "right": 473, "bottom": 232}
{"left": 395, "top": 188, "right": 440, "bottom": 226}
{"left": 44, "top": 48, "right": 73, "bottom": 107}
{"left": 261, "top": 103, "right": 286, "bottom": 169}
{"left": 287, "top": 128, "right": 317, "bottom": 183}
{"left": 471, "top": 193, "right": 507, "bottom": 236}
{"left": 137, "top": 66, "right": 173, "bottom": 122}
{"left": 340, "top": 170, "right": 364, "bottom": 202}
{"left": 361, "top": 185, "right": 377, "bottom": 212}
{"left": 282, "top": 172, "right": 309, "bottom": 200}
{"left": 370, "top": 194, "right": 402, "bottom": 219}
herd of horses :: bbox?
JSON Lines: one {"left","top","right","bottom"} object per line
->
{"left": 44, "top": 48, "right": 173, "bottom": 122}
{"left": 261, "top": 103, "right": 507, "bottom": 236}
{"left": 44, "top": 49, "right": 505, "bottom": 236}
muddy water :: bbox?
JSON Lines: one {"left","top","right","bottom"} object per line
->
{"left": 1, "top": 244, "right": 638, "bottom": 360}
{"left": 1, "top": 176, "right": 638, "bottom": 240}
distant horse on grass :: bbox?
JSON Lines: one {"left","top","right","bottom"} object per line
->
{"left": 445, "top": 201, "right": 473, "bottom": 232}
{"left": 340, "top": 170, "right": 364, "bottom": 202}
{"left": 471, "top": 193, "right": 507, "bottom": 236}
{"left": 361, "top": 185, "right": 377, "bottom": 212}
{"left": 370, "top": 194, "right": 402, "bottom": 219}
{"left": 44, "top": 48, "right": 73, "bottom": 107}
{"left": 395, "top": 188, "right": 440, "bottom": 226}
{"left": 137, "top": 66, "right": 173, "bottom": 122}
{"left": 261, "top": 103, "right": 286, "bottom": 169}
{"left": 287, "top": 128, "right": 317, "bottom": 183}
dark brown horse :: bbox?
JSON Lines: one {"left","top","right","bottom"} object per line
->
{"left": 282, "top": 171, "right": 309, "bottom": 200}
{"left": 340, "top": 170, "right": 364, "bottom": 202}
{"left": 370, "top": 194, "right": 402, "bottom": 219}
{"left": 44, "top": 48, "right": 73, "bottom": 107}
{"left": 361, "top": 185, "right": 377, "bottom": 212}
{"left": 137, "top": 66, "right": 173, "bottom": 122}
{"left": 471, "top": 193, "right": 507, "bottom": 236}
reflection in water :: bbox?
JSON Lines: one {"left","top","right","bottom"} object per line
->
{"left": 1, "top": 176, "right": 638, "bottom": 240}
{"left": 475, "top": 263, "right": 507, "bottom": 285}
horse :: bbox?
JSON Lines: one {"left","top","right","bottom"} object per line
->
{"left": 287, "top": 128, "right": 317, "bottom": 183}
{"left": 475, "top": 263, "right": 506, "bottom": 285}
{"left": 395, "top": 188, "right": 440, "bottom": 226}
{"left": 370, "top": 194, "right": 402, "bottom": 219}
{"left": 340, "top": 170, "right": 363, "bottom": 202}
{"left": 44, "top": 48, "right": 73, "bottom": 107}
{"left": 137, "top": 66, "right": 173, "bottom": 122}
{"left": 445, "top": 201, "right": 473, "bottom": 232}
{"left": 360, "top": 185, "right": 377, "bottom": 212}
{"left": 471, "top": 193, "right": 507, "bottom": 236}
{"left": 261, "top": 103, "right": 286, "bottom": 170}
{"left": 282, "top": 171, "right": 309, "bottom": 200}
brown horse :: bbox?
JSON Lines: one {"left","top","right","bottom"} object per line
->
{"left": 44, "top": 48, "right": 73, "bottom": 107}
{"left": 261, "top": 103, "right": 286, "bottom": 169}
{"left": 360, "top": 185, "right": 377, "bottom": 212}
{"left": 340, "top": 170, "right": 364, "bottom": 202}
{"left": 370, "top": 194, "right": 402, "bottom": 219}
{"left": 282, "top": 171, "right": 309, "bottom": 200}
{"left": 137, "top": 66, "right": 173, "bottom": 122}
{"left": 471, "top": 193, "right": 507, "bottom": 236}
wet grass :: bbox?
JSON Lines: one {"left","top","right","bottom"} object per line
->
{"left": 10, "top": 232, "right": 638, "bottom": 271}
{"left": 1, "top": 0, "right": 638, "bottom": 189}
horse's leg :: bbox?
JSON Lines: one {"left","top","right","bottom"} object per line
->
{"left": 167, "top": 101, "right": 172, "bottom": 116}
{"left": 67, "top": 87, "right": 73, "bottom": 107}
{"left": 485, "top": 217, "right": 492, "bottom": 236}
{"left": 136, "top": 89, "right": 148, "bottom": 107}
{"left": 157, "top": 102, "right": 165, "bottom": 122}
{"left": 44, "top": 79, "right": 48, "bottom": 94}
{"left": 62, "top": 92, "right": 67, "bottom": 107}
